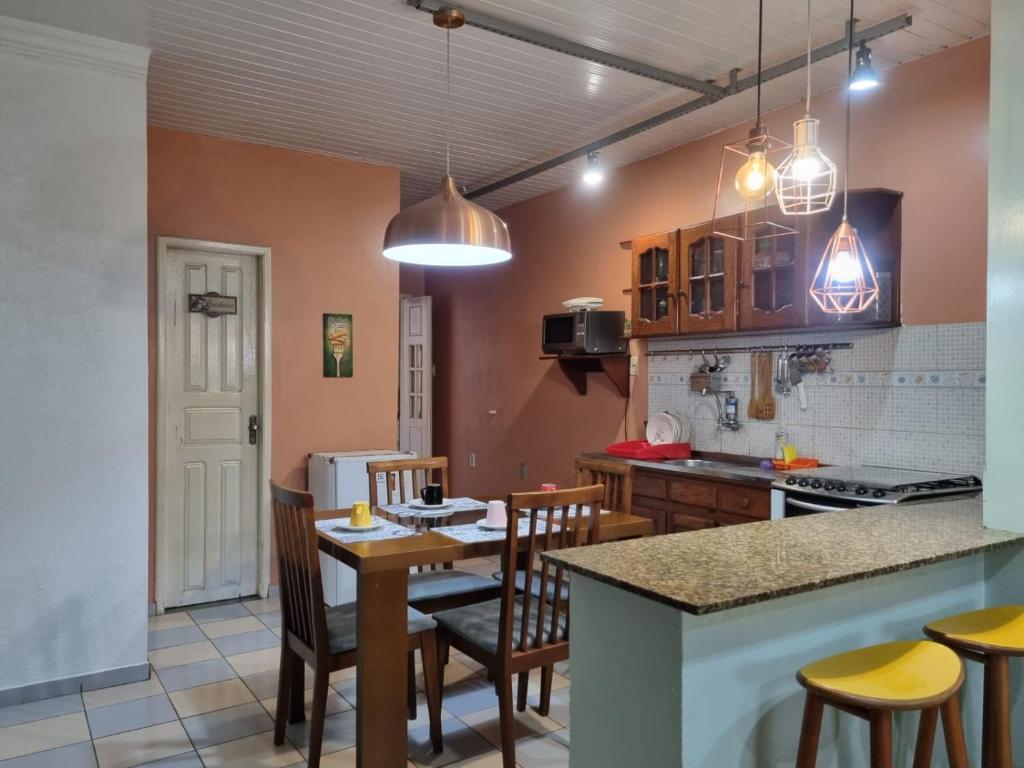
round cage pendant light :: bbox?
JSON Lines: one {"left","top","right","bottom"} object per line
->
{"left": 776, "top": 0, "right": 837, "bottom": 216}
{"left": 809, "top": 0, "right": 879, "bottom": 314}
{"left": 382, "top": 9, "right": 511, "bottom": 267}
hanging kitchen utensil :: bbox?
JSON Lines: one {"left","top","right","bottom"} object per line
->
{"left": 789, "top": 354, "right": 808, "bottom": 410}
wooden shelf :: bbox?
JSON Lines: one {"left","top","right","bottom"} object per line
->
{"left": 540, "top": 354, "right": 630, "bottom": 397}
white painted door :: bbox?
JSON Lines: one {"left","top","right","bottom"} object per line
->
{"left": 399, "top": 296, "right": 432, "bottom": 457}
{"left": 160, "top": 245, "right": 260, "bottom": 608}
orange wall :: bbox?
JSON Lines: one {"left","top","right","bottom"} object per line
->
{"left": 147, "top": 128, "right": 401, "bottom": 600}
{"left": 427, "top": 38, "right": 990, "bottom": 497}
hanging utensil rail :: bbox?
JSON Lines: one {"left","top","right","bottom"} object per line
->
{"left": 645, "top": 342, "right": 852, "bottom": 357}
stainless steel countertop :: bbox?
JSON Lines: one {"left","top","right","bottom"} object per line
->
{"left": 585, "top": 452, "right": 789, "bottom": 486}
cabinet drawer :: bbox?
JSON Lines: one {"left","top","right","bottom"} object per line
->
{"left": 634, "top": 472, "right": 668, "bottom": 499}
{"left": 670, "top": 511, "right": 716, "bottom": 532}
{"left": 717, "top": 486, "right": 770, "bottom": 519}
{"left": 668, "top": 479, "right": 717, "bottom": 508}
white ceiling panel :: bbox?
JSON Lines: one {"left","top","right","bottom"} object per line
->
{"left": 0, "top": 0, "right": 989, "bottom": 209}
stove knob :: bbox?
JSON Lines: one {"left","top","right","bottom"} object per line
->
{"left": 824, "top": 483, "right": 835, "bottom": 491}
{"left": 872, "top": 489, "right": 887, "bottom": 498}
{"left": 785, "top": 478, "right": 797, "bottom": 486}
{"left": 810, "top": 480, "right": 822, "bottom": 489}
{"left": 855, "top": 486, "right": 869, "bottom": 496}
{"left": 798, "top": 479, "right": 810, "bottom": 487}
{"left": 836, "top": 484, "right": 847, "bottom": 492}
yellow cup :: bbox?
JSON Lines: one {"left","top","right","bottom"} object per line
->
{"left": 351, "top": 501, "right": 371, "bottom": 527}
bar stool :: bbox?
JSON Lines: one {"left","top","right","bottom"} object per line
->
{"left": 925, "top": 605, "right": 1024, "bottom": 768}
{"left": 795, "top": 640, "right": 969, "bottom": 768}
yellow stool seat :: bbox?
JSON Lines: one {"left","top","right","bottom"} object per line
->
{"left": 798, "top": 640, "right": 963, "bottom": 708}
{"left": 925, "top": 605, "right": 1024, "bottom": 655}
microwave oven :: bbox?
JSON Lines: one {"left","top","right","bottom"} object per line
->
{"left": 542, "top": 310, "right": 626, "bottom": 355}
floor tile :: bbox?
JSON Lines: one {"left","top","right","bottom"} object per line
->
{"left": 196, "top": 731, "right": 301, "bottom": 768}
{"left": 533, "top": 689, "right": 570, "bottom": 729}
{"left": 243, "top": 596, "right": 280, "bottom": 615}
{"left": 286, "top": 708, "right": 357, "bottom": 758}
{"left": 86, "top": 694, "right": 178, "bottom": 739}
{"left": 212, "top": 628, "right": 280, "bottom": 657}
{"left": 187, "top": 603, "right": 252, "bottom": 624}
{"left": 258, "top": 611, "right": 283, "bottom": 629}
{"left": 169, "top": 679, "right": 255, "bottom": 719}
{"left": 442, "top": 753, "right": 504, "bottom": 768}
{"left": 259, "top": 686, "right": 350, "bottom": 722}
{"left": 418, "top": 659, "right": 474, "bottom": 690}
{"left": 408, "top": 718, "right": 493, "bottom": 768}
{"left": 92, "top": 721, "right": 192, "bottom": 768}
{"left": 287, "top": 747, "right": 417, "bottom": 768}
{"left": 460, "top": 704, "right": 559, "bottom": 750}
{"left": 148, "top": 613, "right": 195, "bottom": 632}
{"left": 0, "top": 740, "right": 96, "bottom": 768}
{"left": 515, "top": 729, "right": 570, "bottom": 768}
{"left": 84, "top": 675, "right": 165, "bottom": 710}
{"left": 181, "top": 701, "right": 273, "bottom": 749}
{"left": 148, "top": 640, "right": 220, "bottom": 670}
{"left": 225, "top": 647, "right": 280, "bottom": 678}
{"left": 435, "top": 677, "right": 498, "bottom": 718}
{"left": 0, "top": 712, "right": 91, "bottom": 761}
{"left": 156, "top": 658, "right": 237, "bottom": 694}
{"left": 200, "top": 616, "right": 265, "bottom": 640}
{"left": 0, "top": 693, "right": 82, "bottom": 728}
{"left": 135, "top": 753, "right": 203, "bottom": 768}
{"left": 148, "top": 626, "right": 206, "bottom": 651}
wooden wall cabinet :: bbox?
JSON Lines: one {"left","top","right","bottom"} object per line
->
{"left": 630, "top": 230, "right": 680, "bottom": 337}
{"left": 680, "top": 223, "right": 738, "bottom": 334}
{"left": 739, "top": 223, "right": 805, "bottom": 330}
{"left": 631, "top": 468, "right": 770, "bottom": 534}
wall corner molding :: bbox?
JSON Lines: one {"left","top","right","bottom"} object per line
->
{"left": 0, "top": 14, "right": 149, "bottom": 79}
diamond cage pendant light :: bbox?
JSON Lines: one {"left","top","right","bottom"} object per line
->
{"left": 776, "top": 0, "right": 837, "bottom": 216}
{"left": 809, "top": 0, "right": 879, "bottom": 314}
{"left": 712, "top": 0, "right": 797, "bottom": 242}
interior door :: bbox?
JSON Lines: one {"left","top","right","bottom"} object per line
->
{"left": 160, "top": 244, "right": 260, "bottom": 608}
{"left": 399, "top": 296, "right": 432, "bottom": 457}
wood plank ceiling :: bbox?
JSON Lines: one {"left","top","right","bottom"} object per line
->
{"left": 0, "top": 0, "right": 989, "bottom": 210}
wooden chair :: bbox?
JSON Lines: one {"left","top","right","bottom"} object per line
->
{"left": 270, "top": 483, "right": 443, "bottom": 767}
{"left": 366, "top": 457, "right": 501, "bottom": 615}
{"left": 575, "top": 456, "right": 634, "bottom": 517}
{"left": 432, "top": 484, "right": 606, "bottom": 768}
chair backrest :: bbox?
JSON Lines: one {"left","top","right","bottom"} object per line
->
{"left": 575, "top": 457, "right": 634, "bottom": 516}
{"left": 271, "top": 482, "right": 328, "bottom": 656}
{"left": 366, "top": 456, "right": 449, "bottom": 506}
{"left": 496, "top": 484, "right": 605, "bottom": 663}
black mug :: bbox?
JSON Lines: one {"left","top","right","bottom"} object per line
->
{"left": 420, "top": 484, "right": 443, "bottom": 505}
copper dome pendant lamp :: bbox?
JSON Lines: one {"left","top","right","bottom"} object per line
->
{"left": 382, "top": 9, "right": 511, "bottom": 267}
{"left": 809, "top": 0, "right": 879, "bottom": 314}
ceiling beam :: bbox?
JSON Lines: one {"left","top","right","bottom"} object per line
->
{"left": 465, "top": 14, "right": 912, "bottom": 202}
{"left": 407, "top": 0, "right": 726, "bottom": 97}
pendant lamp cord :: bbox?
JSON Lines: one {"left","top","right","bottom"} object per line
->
{"left": 445, "top": 24, "right": 451, "bottom": 177}
{"left": 844, "top": 0, "right": 854, "bottom": 219}
{"left": 804, "top": 0, "right": 812, "bottom": 116}
{"left": 756, "top": 0, "right": 764, "bottom": 125}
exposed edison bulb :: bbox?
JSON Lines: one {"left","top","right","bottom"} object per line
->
{"left": 790, "top": 148, "right": 823, "bottom": 181}
{"left": 828, "top": 248, "right": 862, "bottom": 283}
{"left": 734, "top": 150, "right": 777, "bottom": 200}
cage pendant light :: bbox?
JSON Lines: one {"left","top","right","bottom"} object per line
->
{"left": 711, "top": 0, "right": 796, "bottom": 242}
{"left": 382, "top": 9, "right": 511, "bottom": 267}
{"left": 809, "top": 0, "right": 879, "bottom": 314}
{"left": 776, "top": 0, "right": 837, "bottom": 215}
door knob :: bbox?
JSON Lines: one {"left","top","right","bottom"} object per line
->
{"left": 248, "top": 415, "right": 260, "bottom": 445}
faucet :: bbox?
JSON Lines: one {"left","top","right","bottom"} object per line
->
{"left": 701, "top": 387, "right": 741, "bottom": 431}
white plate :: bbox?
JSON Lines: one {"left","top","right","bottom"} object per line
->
{"left": 408, "top": 501, "right": 453, "bottom": 511}
{"left": 562, "top": 296, "right": 604, "bottom": 310}
{"left": 667, "top": 410, "right": 692, "bottom": 443}
{"left": 335, "top": 517, "right": 385, "bottom": 532}
{"left": 476, "top": 520, "right": 507, "bottom": 531}
{"left": 646, "top": 412, "right": 678, "bottom": 445}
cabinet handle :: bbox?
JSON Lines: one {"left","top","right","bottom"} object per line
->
{"left": 740, "top": 497, "right": 750, "bottom": 508}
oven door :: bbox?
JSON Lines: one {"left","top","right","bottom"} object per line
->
{"left": 774, "top": 489, "right": 871, "bottom": 518}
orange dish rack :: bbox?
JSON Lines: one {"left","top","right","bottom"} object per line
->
{"left": 771, "top": 457, "right": 820, "bottom": 471}
{"left": 606, "top": 441, "right": 692, "bottom": 460}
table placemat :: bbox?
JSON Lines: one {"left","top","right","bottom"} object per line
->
{"left": 379, "top": 496, "right": 489, "bottom": 519}
{"left": 316, "top": 517, "right": 417, "bottom": 544}
{"left": 432, "top": 518, "right": 555, "bottom": 544}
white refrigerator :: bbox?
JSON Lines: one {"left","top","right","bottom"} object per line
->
{"left": 307, "top": 449, "right": 416, "bottom": 605}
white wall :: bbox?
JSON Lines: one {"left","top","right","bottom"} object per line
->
{"left": 985, "top": 0, "right": 1024, "bottom": 533}
{"left": 0, "top": 17, "right": 150, "bottom": 696}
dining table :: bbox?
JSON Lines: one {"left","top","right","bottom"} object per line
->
{"left": 314, "top": 505, "right": 654, "bottom": 767}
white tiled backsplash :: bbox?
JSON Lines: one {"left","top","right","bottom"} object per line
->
{"left": 646, "top": 323, "right": 985, "bottom": 476}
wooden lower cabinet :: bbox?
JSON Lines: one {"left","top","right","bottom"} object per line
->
{"left": 631, "top": 468, "right": 771, "bottom": 534}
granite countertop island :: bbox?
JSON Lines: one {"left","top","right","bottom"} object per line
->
{"left": 544, "top": 497, "right": 1024, "bottom": 614}
{"left": 546, "top": 498, "right": 1024, "bottom": 768}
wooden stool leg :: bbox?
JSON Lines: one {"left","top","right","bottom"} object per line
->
{"left": 288, "top": 650, "right": 305, "bottom": 724}
{"left": 496, "top": 675, "right": 517, "bottom": 768}
{"left": 419, "top": 631, "right": 443, "bottom": 754}
{"left": 983, "top": 655, "right": 1012, "bottom": 768}
{"left": 870, "top": 710, "right": 893, "bottom": 768}
{"left": 537, "top": 665, "right": 553, "bottom": 717}
{"left": 307, "top": 672, "right": 330, "bottom": 768}
{"left": 273, "top": 641, "right": 292, "bottom": 744}
{"left": 796, "top": 693, "right": 824, "bottom": 768}
{"left": 940, "top": 693, "right": 970, "bottom": 768}
{"left": 913, "top": 708, "right": 938, "bottom": 768}
{"left": 407, "top": 650, "right": 417, "bottom": 720}
{"left": 516, "top": 671, "right": 529, "bottom": 712}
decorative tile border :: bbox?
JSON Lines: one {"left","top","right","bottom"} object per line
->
{"left": 649, "top": 370, "right": 986, "bottom": 388}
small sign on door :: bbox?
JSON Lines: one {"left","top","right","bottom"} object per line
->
{"left": 189, "top": 292, "right": 238, "bottom": 318}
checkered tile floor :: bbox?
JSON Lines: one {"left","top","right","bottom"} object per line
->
{"left": 0, "top": 557, "right": 570, "bottom": 767}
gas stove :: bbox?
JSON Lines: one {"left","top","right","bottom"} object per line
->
{"left": 771, "top": 466, "right": 982, "bottom": 513}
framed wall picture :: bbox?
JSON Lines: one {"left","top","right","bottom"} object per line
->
{"left": 323, "top": 314, "right": 353, "bottom": 378}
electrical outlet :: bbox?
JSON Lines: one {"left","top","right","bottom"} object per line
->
{"left": 629, "top": 355, "right": 639, "bottom": 376}
{"left": 469, "top": 453, "right": 476, "bottom": 468}
{"left": 519, "top": 462, "right": 527, "bottom": 480}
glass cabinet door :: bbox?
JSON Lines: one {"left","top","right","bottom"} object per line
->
{"left": 741, "top": 226, "right": 802, "bottom": 330}
{"left": 631, "top": 230, "right": 680, "bottom": 336}
{"left": 681, "top": 224, "right": 736, "bottom": 333}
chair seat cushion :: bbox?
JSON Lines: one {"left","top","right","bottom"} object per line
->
{"left": 491, "top": 570, "right": 570, "bottom": 602}
{"left": 325, "top": 602, "right": 435, "bottom": 655}
{"left": 408, "top": 569, "right": 501, "bottom": 603}
{"left": 433, "top": 597, "right": 567, "bottom": 656}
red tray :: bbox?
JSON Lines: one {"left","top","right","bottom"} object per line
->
{"left": 606, "top": 440, "right": 692, "bottom": 460}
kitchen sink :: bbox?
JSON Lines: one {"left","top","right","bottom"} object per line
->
{"left": 661, "top": 459, "right": 748, "bottom": 470}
